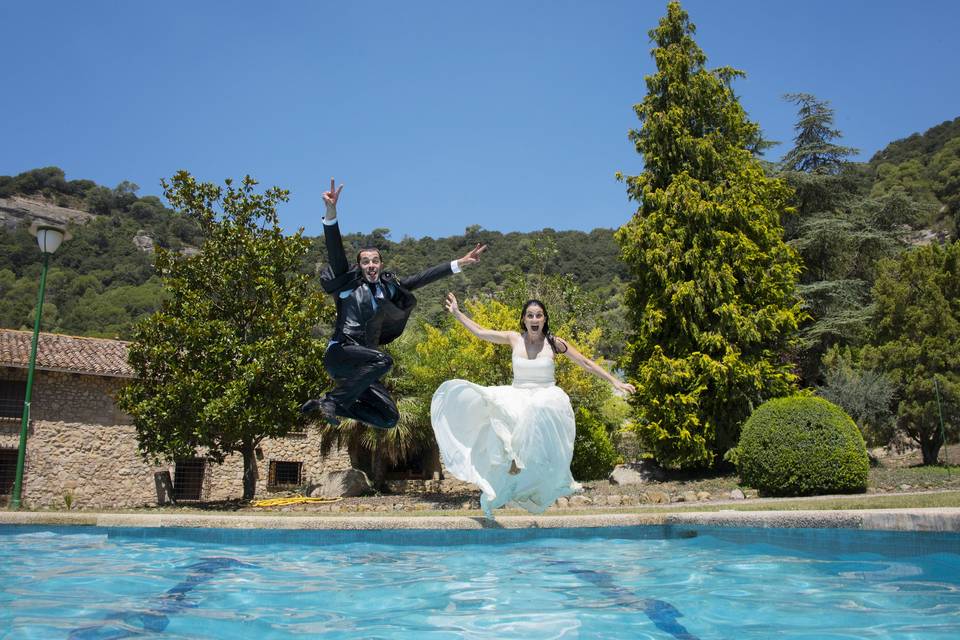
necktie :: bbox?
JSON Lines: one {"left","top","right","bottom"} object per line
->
{"left": 368, "top": 281, "right": 382, "bottom": 311}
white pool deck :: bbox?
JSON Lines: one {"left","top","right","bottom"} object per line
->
{"left": 3, "top": 507, "right": 959, "bottom": 532}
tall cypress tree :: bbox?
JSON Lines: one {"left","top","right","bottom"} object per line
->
{"left": 615, "top": 1, "right": 803, "bottom": 468}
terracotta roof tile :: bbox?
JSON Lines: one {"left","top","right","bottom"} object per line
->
{"left": 0, "top": 329, "right": 134, "bottom": 378}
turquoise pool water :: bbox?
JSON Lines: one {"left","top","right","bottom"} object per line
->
{"left": 1, "top": 524, "right": 958, "bottom": 639}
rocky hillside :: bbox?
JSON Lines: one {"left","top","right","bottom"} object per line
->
{"left": 0, "top": 195, "right": 94, "bottom": 231}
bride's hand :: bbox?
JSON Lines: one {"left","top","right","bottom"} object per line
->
{"left": 444, "top": 292, "right": 459, "bottom": 314}
{"left": 614, "top": 380, "right": 636, "bottom": 395}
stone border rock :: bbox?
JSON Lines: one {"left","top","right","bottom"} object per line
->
{"left": 2, "top": 508, "right": 959, "bottom": 533}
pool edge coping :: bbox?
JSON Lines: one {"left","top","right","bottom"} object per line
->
{"left": 2, "top": 508, "right": 959, "bottom": 532}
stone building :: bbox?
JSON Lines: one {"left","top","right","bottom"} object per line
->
{"left": 0, "top": 328, "right": 361, "bottom": 509}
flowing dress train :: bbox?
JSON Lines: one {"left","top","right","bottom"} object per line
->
{"left": 431, "top": 351, "right": 580, "bottom": 516}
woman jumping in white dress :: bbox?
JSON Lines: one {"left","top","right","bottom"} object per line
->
{"left": 431, "top": 294, "right": 636, "bottom": 517}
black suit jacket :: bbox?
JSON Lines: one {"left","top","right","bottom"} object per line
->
{"left": 320, "top": 220, "right": 454, "bottom": 347}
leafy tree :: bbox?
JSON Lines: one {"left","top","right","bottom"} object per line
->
{"left": 779, "top": 93, "right": 858, "bottom": 175}
{"left": 0, "top": 167, "right": 206, "bottom": 338}
{"left": 777, "top": 94, "right": 918, "bottom": 383}
{"left": 0, "top": 269, "right": 37, "bottom": 330}
{"left": 615, "top": 1, "right": 803, "bottom": 468}
{"left": 862, "top": 241, "right": 960, "bottom": 464}
{"left": 871, "top": 160, "right": 943, "bottom": 212}
{"left": 0, "top": 225, "right": 43, "bottom": 275}
{"left": 117, "top": 172, "right": 332, "bottom": 500}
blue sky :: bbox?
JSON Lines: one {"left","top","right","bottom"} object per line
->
{"left": 2, "top": 1, "right": 957, "bottom": 239}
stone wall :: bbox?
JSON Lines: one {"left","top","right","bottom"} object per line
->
{"left": 198, "top": 431, "right": 354, "bottom": 503}
{"left": 0, "top": 368, "right": 352, "bottom": 509}
{"left": 1, "top": 368, "right": 131, "bottom": 426}
{"left": 385, "top": 477, "right": 476, "bottom": 495}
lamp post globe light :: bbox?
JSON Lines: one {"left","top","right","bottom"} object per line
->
{"left": 10, "top": 224, "right": 68, "bottom": 509}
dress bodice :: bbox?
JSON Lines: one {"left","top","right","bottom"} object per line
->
{"left": 511, "top": 355, "right": 555, "bottom": 387}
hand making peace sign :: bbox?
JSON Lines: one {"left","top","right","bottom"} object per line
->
{"left": 323, "top": 177, "right": 344, "bottom": 211}
{"left": 457, "top": 242, "right": 487, "bottom": 268}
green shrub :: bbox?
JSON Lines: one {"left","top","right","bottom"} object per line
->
{"left": 571, "top": 407, "right": 622, "bottom": 481}
{"left": 816, "top": 345, "right": 897, "bottom": 447}
{"left": 734, "top": 396, "right": 869, "bottom": 496}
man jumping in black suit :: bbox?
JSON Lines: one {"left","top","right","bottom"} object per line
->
{"left": 301, "top": 178, "right": 487, "bottom": 429}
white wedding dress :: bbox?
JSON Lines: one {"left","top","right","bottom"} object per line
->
{"left": 430, "top": 347, "right": 580, "bottom": 516}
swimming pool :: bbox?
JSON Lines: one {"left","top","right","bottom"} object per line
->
{"left": 2, "top": 524, "right": 958, "bottom": 639}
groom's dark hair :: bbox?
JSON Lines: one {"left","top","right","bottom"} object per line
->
{"left": 356, "top": 247, "right": 383, "bottom": 264}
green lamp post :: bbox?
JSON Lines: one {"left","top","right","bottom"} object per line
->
{"left": 10, "top": 224, "right": 67, "bottom": 510}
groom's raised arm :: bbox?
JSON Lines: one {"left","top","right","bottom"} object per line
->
{"left": 399, "top": 242, "right": 487, "bottom": 291}
{"left": 321, "top": 178, "right": 348, "bottom": 278}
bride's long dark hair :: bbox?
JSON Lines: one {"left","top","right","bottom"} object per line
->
{"left": 519, "top": 299, "right": 566, "bottom": 354}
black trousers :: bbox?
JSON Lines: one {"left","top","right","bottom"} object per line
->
{"left": 323, "top": 342, "right": 399, "bottom": 430}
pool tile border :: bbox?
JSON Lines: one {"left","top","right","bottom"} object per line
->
{"left": 2, "top": 508, "right": 959, "bottom": 532}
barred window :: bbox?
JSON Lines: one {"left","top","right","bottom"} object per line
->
{"left": 0, "top": 381, "right": 26, "bottom": 419}
{"left": 269, "top": 460, "right": 302, "bottom": 488}
{"left": 0, "top": 448, "right": 18, "bottom": 495}
{"left": 173, "top": 458, "right": 205, "bottom": 501}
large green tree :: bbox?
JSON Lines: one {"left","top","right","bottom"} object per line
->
{"left": 862, "top": 241, "right": 960, "bottom": 465}
{"left": 779, "top": 93, "right": 858, "bottom": 175}
{"left": 117, "top": 172, "right": 331, "bottom": 500}
{"left": 778, "top": 94, "right": 917, "bottom": 383}
{"left": 615, "top": 1, "right": 803, "bottom": 468}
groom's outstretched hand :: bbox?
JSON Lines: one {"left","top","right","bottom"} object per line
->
{"left": 456, "top": 242, "right": 487, "bottom": 268}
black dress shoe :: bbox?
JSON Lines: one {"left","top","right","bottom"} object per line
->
{"left": 299, "top": 398, "right": 339, "bottom": 426}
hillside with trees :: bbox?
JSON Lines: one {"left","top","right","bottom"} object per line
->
{"left": 868, "top": 116, "right": 960, "bottom": 237}
{"left": 0, "top": 167, "right": 628, "bottom": 355}
{"left": 3, "top": 108, "right": 955, "bottom": 348}
{"left": 3, "top": 111, "right": 955, "bottom": 351}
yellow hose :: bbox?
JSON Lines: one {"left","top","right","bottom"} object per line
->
{"left": 252, "top": 496, "right": 343, "bottom": 507}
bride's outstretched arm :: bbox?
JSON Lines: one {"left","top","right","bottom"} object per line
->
{"left": 557, "top": 338, "right": 636, "bottom": 395}
{"left": 444, "top": 293, "right": 515, "bottom": 345}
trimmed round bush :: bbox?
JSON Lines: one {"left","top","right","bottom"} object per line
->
{"left": 736, "top": 395, "right": 869, "bottom": 497}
